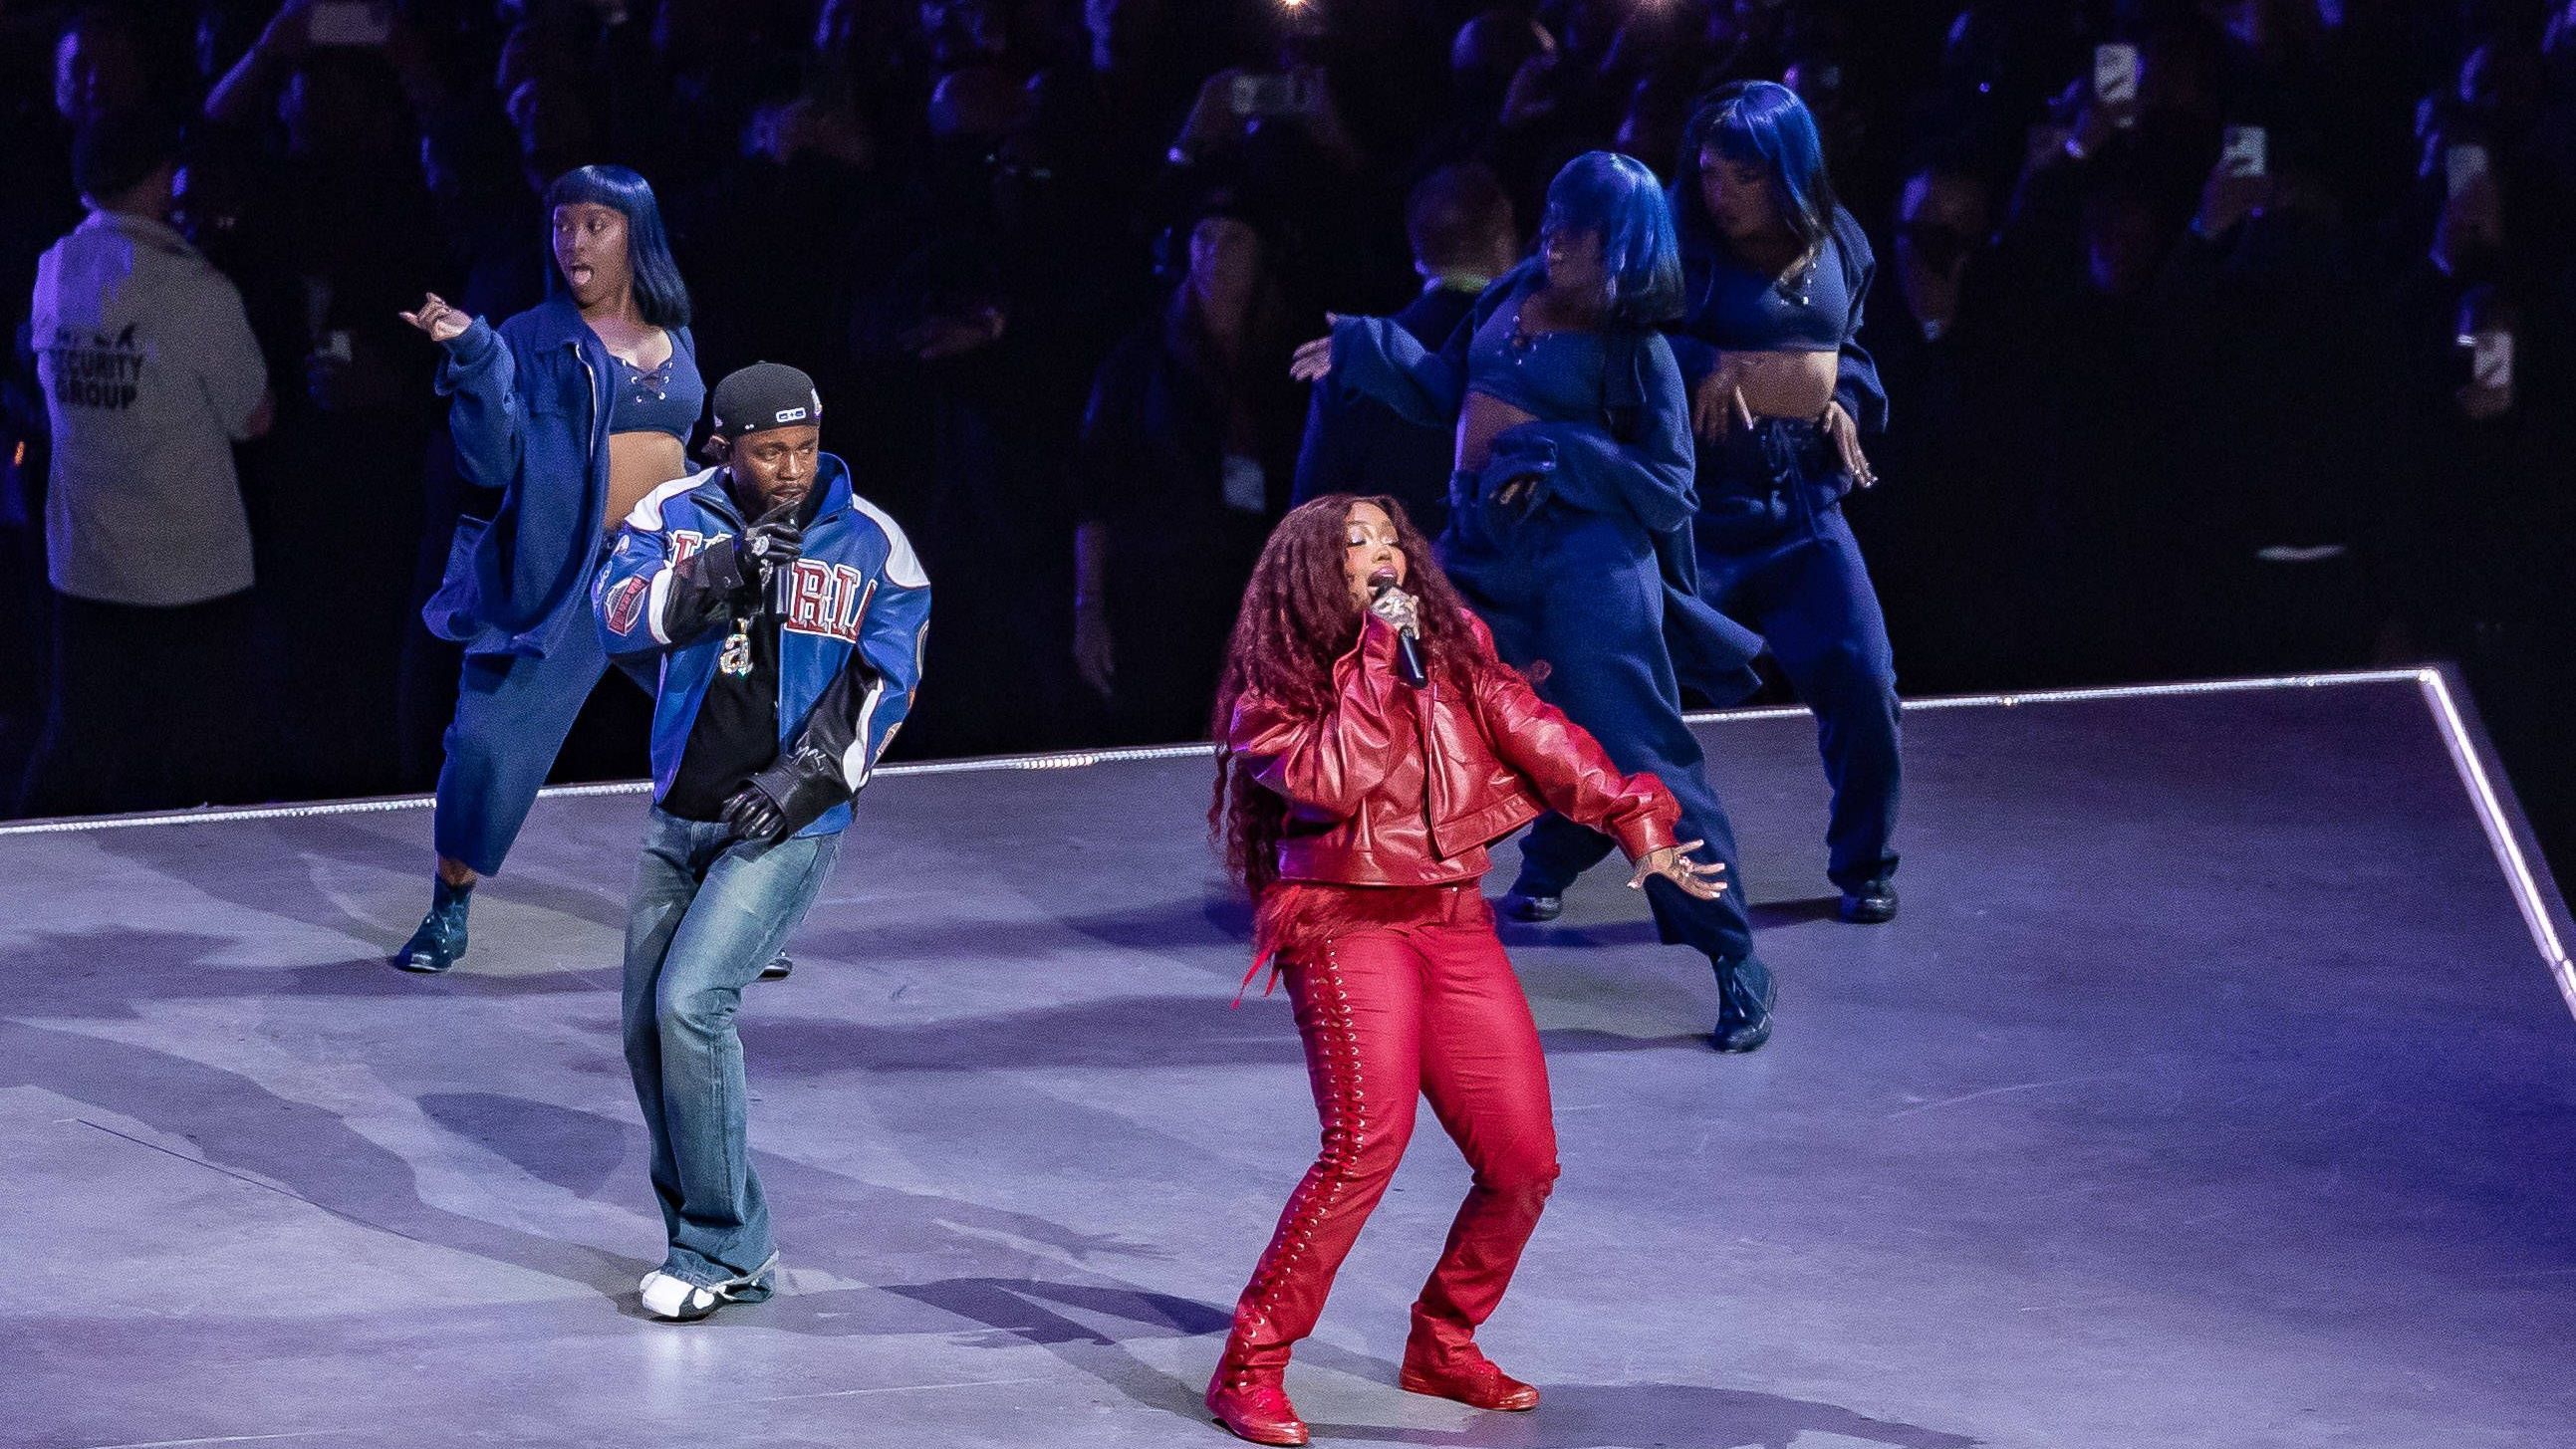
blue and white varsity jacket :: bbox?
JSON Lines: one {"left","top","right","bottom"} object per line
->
{"left": 595, "top": 453, "right": 930, "bottom": 839}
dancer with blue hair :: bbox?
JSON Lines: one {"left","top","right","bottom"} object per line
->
{"left": 390, "top": 165, "right": 718, "bottom": 975}
{"left": 1292, "top": 150, "right": 1778, "bottom": 1052}
{"left": 1658, "top": 80, "right": 1902, "bottom": 925}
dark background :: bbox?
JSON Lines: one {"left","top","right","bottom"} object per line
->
{"left": 4, "top": 0, "right": 2570, "bottom": 876}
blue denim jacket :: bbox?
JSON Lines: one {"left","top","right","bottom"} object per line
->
{"left": 424, "top": 299, "right": 696, "bottom": 658}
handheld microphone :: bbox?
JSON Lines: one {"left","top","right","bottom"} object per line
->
{"left": 1368, "top": 570, "right": 1430, "bottom": 688}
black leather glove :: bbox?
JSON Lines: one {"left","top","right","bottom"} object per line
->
{"left": 739, "top": 503, "right": 805, "bottom": 577}
{"left": 677, "top": 501, "right": 805, "bottom": 599}
{"left": 720, "top": 744, "right": 846, "bottom": 844}
{"left": 718, "top": 781, "right": 786, "bottom": 843}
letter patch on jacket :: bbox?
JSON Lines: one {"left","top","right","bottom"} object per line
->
{"left": 782, "top": 560, "right": 873, "bottom": 643}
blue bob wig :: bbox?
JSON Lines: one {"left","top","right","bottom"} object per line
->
{"left": 543, "top": 164, "right": 692, "bottom": 330}
{"left": 1675, "top": 80, "right": 1841, "bottom": 258}
{"left": 1538, "top": 150, "right": 1684, "bottom": 328}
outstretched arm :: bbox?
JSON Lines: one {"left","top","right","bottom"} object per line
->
{"left": 1472, "top": 654, "right": 1726, "bottom": 898}
{"left": 413, "top": 305, "right": 526, "bottom": 496}
{"left": 1472, "top": 650, "right": 1678, "bottom": 858}
{"left": 1293, "top": 311, "right": 1473, "bottom": 430}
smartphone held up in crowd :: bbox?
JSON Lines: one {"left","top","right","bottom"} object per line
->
{"left": 1230, "top": 71, "right": 1318, "bottom": 120}
{"left": 307, "top": 1, "right": 392, "bottom": 47}
{"left": 2219, "top": 125, "right": 2268, "bottom": 179}
{"left": 2093, "top": 43, "right": 2140, "bottom": 125}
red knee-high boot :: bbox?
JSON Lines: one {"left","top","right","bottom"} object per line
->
{"left": 1400, "top": 1172, "right": 1555, "bottom": 1411}
{"left": 1209, "top": 944, "right": 1401, "bottom": 1446}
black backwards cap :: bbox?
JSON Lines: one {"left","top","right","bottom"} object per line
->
{"left": 709, "top": 362, "right": 822, "bottom": 438}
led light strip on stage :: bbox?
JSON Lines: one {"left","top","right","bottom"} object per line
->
{"left": 5, "top": 667, "right": 2568, "bottom": 1016}
{"left": 2411, "top": 667, "right": 2576, "bottom": 1016}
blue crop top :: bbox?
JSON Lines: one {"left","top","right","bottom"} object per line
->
{"left": 1687, "top": 231, "right": 1852, "bottom": 353}
{"left": 1464, "top": 294, "right": 1609, "bottom": 420}
{"left": 607, "top": 340, "right": 704, "bottom": 442}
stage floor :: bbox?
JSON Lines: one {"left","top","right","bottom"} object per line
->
{"left": 4, "top": 672, "right": 2572, "bottom": 1449}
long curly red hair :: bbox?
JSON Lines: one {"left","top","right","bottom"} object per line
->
{"left": 1209, "top": 495, "right": 1489, "bottom": 895}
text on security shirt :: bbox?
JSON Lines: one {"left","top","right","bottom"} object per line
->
{"left": 33, "top": 210, "right": 268, "bottom": 605}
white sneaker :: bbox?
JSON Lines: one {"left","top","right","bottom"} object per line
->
{"left": 640, "top": 1271, "right": 723, "bottom": 1321}
{"left": 639, "top": 1253, "right": 779, "bottom": 1322}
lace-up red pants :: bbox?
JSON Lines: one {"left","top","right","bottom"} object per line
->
{"left": 1224, "top": 882, "right": 1561, "bottom": 1367}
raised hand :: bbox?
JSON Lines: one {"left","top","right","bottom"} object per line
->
{"left": 2192, "top": 155, "right": 2274, "bottom": 242}
{"left": 397, "top": 292, "right": 469, "bottom": 345}
{"left": 741, "top": 496, "right": 805, "bottom": 579}
{"left": 1368, "top": 585, "right": 1419, "bottom": 634}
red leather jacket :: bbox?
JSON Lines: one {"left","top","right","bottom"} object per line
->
{"left": 1227, "top": 611, "right": 1680, "bottom": 888}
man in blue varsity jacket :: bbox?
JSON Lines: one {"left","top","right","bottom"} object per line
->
{"left": 595, "top": 362, "right": 929, "bottom": 1321}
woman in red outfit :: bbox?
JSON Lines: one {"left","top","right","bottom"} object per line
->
{"left": 1204, "top": 494, "right": 1726, "bottom": 1445}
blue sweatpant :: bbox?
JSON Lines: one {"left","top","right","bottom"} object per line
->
{"left": 432, "top": 611, "right": 618, "bottom": 875}
{"left": 1442, "top": 498, "right": 1757, "bottom": 965}
{"left": 1693, "top": 419, "right": 1901, "bottom": 892}
{"left": 1517, "top": 417, "right": 1901, "bottom": 902}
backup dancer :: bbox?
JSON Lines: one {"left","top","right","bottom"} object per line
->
{"left": 1204, "top": 495, "right": 1723, "bottom": 1445}
{"left": 392, "top": 166, "right": 799, "bottom": 975}
{"left": 595, "top": 363, "right": 929, "bottom": 1319}
{"left": 1646, "top": 80, "right": 1901, "bottom": 923}
{"left": 1291, "top": 150, "right": 1778, "bottom": 1052}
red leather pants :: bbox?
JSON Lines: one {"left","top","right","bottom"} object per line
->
{"left": 1225, "top": 884, "right": 1561, "bottom": 1367}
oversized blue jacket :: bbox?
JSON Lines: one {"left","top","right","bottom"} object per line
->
{"left": 1328, "top": 260, "right": 1701, "bottom": 531}
{"left": 1326, "top": 261, "right": 1763, "bottom": 703}
{"left": 425, "top": 298, "right": 694, "bottom": 657}
{"left": 595, "top": 454, "right": 930, "bottom": 839}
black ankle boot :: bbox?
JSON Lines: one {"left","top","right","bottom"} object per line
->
{"left": 1838, "top": 879, "right": 1898, "bottom": 924}
{"left": 1500, "top": 871, "right": 1564, "bottom": 922}
{"left": 392, "top": 877, "right": 472, "bottom": 974}
{"left": 1711, "top": 956, "right": 1775, "bottom": 1053}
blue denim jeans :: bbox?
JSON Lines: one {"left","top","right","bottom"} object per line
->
{"left": 622, "top": 807, "right": 842, "bottom": 1287}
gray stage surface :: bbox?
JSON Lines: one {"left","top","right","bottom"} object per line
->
{"left": 4, "top": 671, "right": 2572, "bottom": 1449}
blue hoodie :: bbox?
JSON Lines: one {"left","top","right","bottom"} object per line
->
{"left": 595, "top": 453, "right": 929, "bottom": 840}
{"left": 423, "top": 298, "right": 697, "bottom": 657}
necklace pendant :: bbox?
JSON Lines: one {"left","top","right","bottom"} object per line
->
{"left": 718, "top": 621, "right": 754, "bottom": 677}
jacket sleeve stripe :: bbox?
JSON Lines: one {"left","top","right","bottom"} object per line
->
{"left": 841, "top": 676, "right": 887, "bottom": 790}
{"left": 645, "top": 565, "right": 674, "bottom": 645}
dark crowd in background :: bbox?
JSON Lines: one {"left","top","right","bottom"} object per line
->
{"left": 4, "top": 0, "right": 2572, "bottom": 872}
